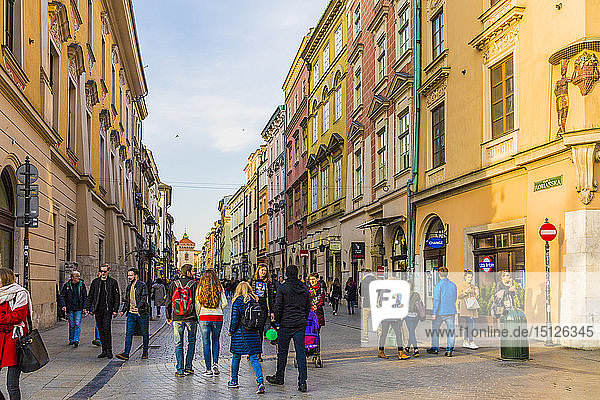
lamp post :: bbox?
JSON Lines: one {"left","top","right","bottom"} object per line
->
{"left": 144, "top": 215, "right": 156, "bottom": 319}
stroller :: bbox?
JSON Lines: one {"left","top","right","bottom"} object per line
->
{"left": 294, "top": 310, "right": 323, "bottom": 368}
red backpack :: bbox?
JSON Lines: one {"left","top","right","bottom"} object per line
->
{"left": 172, "top": 280, "right": 195, "bottom": 317}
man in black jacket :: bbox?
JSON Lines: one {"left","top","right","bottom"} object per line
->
{"left": 84, "top": 263, "right": 120, "bottom": 359}
{"left": 116, "top": 268, "right": 149, "bottom": 361}
{"left": 266, "top": 265, "right": 311, "bottom": 393}
{"left": 59, "top": 271, "right": 87, "bottom": 347}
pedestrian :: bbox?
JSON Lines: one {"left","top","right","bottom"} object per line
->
{"left": 360, "top": 270, "right": 377, "bottom": 342}
{"left": 491, "top": 271, "right": 516, "bottom": 318}
{"left": 266, "top": 265, "right": 311, "bottom": 393}
{"left": 196, "top": 269, "right": 227, "bottom": 377}
{"left": 59, "top": 270, "right": 87, "bottom": 347}
{"left": 85, "top": 263, "right": 120, "bottom": 359}
{"left": 116, "top": 268, "right": 150, "bottom": 361}
{"left": 457, "top": 270, "right": 480, "bottom": 350}
{"left": 91, "top": 271, "right": 102, "bottom": 347}
{"left": 165, "top": 264, "right": 198, "bottom": 377}
{"left": 0, "top": 267, "right": 32, "bottom": 400}
{"left": 227, "top": 282, "right": 265, "bottom": 394}
{"left": 404, "top": 281, "right": 424, "bottom": 357}
{"left": 344, "top": 278, "right": 357, "bottom": 314}
{"left": 330, "top": 278, "right": 342, "bottom": 316}
{"left": 308, "top": 273, "right": 325, "bottom": 329}
{"left": 427, "top": 267, "right": 457, "bottom": 357}
{"left": 152, "top": 278, "right": 166, "bottom": 318}
{"left": 251, "top": 264, "right": 275, "bottom": 362}
{"left": 377, "top": 279, "right": 410, "bottom": 360}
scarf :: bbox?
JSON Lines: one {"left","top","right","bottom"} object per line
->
{"left": 0, "top": 283, "right": 33, "bottom": 338}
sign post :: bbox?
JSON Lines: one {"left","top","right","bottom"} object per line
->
{"left": 539, "top": 218, "right": 558, "bottom": 346}
{"left": 16, "top": 157, "right": 39, "bottom": 290}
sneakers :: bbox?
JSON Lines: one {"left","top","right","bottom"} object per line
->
{"left": 174, "top": 371, "right": 186, "bottom": 378}
{"left": 228, "top": 380, "right": 239, "bottom": 388}
{"left": 463, "top": 340, "right": 470, "bottom": 348}
{"left": 115, "top": 353, "right": 129, "bottom": 361}
{"left": 377, "top": 350, "right": 389, "bottom": 359}
{"left": 92, "top": 339, "right": 101, "bottom": 347}
{"left": 184, "top": 369, "right": 194, "bottom": 375}
{"left": 256, "top": 383, "right": 265, "bottom": 394}
{"left": 298, "top": 382, "right": 307, "bottom": 393}
{"left": 413, "top": 349, "right": 420, "bottom": 357}
{"left": 212, "top": 364, "right": 220, "bottom": 375}
{"left": 266, "top": 375, "right": 284, "bottom": 385}
{"left": 469, "top": 341, "right": 479, "bottom": 350}
{"left": 202, "top": 370, "right": 213, "bottom": 377}
{"left": 426, "top": 348, "right": 438, "bottom": 355}
{"left": 398, "top": 350, "right": 411, "bottom": 360}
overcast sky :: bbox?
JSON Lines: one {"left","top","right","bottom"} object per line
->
{"left": 134, "top": 0, "right": 328, "bottom": 247}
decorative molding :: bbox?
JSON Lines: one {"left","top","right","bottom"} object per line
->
{"left": 426, "top": 0, "right": 444, "bottom": 19}
{"left": 387, "top": 72, "right": 413, "bottom": 101}
{"left": 85, "top": 80, "right": 99, "bottom": 110}
{"left": 426, "top": 166, "right": 446, "bottom": 188}
{"left": 571, "top": 143, "right": 598, "bottom": 205}
{"left": 470, "top": 4, "right": 524, "bottom": 63}
{"left": 48, "top": 1, "right": 71, "bottom": 45}
{"left": 86, "top": 43, "right": 96, "bottom": 72}
{"left": 110, "top": 129, "right": 121, "bottom": 148}
{"left": 482, "top": 130, "right": 517, "bottom": 166}
{"left": 367, "top": 94, "right": 390, "bottom": 120}
{"left": 111, "top": 44, "right": 120, "bottom": 66}
{"left": 1, "top": 46, "right": 29, "bottom": 90}
{"left": 481, "top": 24, "right": 519, "bottom": 64}
{"left": 70, "top": 0, "right": 83, "bottom": 32}
{"left": 67, "top": 43, "right": 85, "bottom": 76}
{"left": 100, "top": 12, "right": 110, "bottom": 38}
{"left": 119, "top": 68, "right": 125, "bottom": 87}
{"left": 99, "top": 109, "right": 111, "bottom": 131}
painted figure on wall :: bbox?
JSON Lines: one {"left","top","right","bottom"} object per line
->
{"left": 554, "top": 59, "right": 570, "bottom": 134}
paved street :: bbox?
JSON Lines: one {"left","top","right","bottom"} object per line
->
{"left": 1, "top": 305, "right": 599, "bottom": 399}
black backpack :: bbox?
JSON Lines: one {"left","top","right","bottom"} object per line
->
{"left": 241, "top": 299, "right": 263, "bottom": 331}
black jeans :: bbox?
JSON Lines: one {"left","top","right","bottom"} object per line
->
{"left": 0, "top": 366, "right": 21, "bottom": 400}
{"left": 95, "top": 311, "right": 113, "bottom": 352}
{"left": 331, "top": 298, "right": 340, "bottom": 314}
{"left": 276, "top": 327, "right": 307, "bottom": 385}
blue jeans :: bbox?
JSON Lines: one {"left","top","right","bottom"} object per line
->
{"left": 123, "top": 313, "right": 149, "bottom": 355}
{"left": 173, "top": 321, "right": 197, "bottom": 373}
{"left": 67, "top": 311, "right": 82, "bottom": 342}
{"left": 95, "top": 326, "right": 101, "bottom": 342}
{"left": 199, "top": 321, "right": 223, "bottom": 371}
{"left": 276, "top": 327, "right": 307, "bottom": 385}
{"left": 431, "top": 314, "right": 455, "bottom": 351}
{"left": 404, "top": 316, "right": 419, "bottom": 349}
{"left": 462, "top": 316, "right": 475, "bottom": 341}
{"left": 231, "top": 353, "right": 263, "bottom": 384}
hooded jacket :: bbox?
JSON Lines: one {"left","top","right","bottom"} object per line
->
{"left": 273, "top": 277, "right": 311, "bottom": 330}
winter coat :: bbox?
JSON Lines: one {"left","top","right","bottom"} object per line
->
{"left": 85, "top": 277, "right": 120, "bottom": 314}
{"left": 456, "top": 281, "right": 479, "bottom": 318}
{"left": 345, "top": 283, "right": 357, "bottom": 302}
{"left": 0, "top": 285, "right": 30, "bottom": 368}
{"left": 152, "top": 283, "right": 166, "bottom": 307}
{"left": 309, "top": 282, "right": 326, "bottom": 327}
{"left": 121, "top": 280, "right": 150, "bottom": 315}
{"left": 59, "top": 280, "right": 87, "bottom": 312}
{"left": 229, "top": 297, "right": 262, "bottom": 355}
{"left": 331, "top": 283, "right": 342, "bottom": 300}
{"left": 273, "top": 277, "right": 311, "bottom": 330}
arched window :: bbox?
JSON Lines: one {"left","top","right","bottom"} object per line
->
{"left": 391, "top": 227, "right": 407, "bottom": 272}
{"left": 0, "top": 169, "right": 15, "bottom": 270}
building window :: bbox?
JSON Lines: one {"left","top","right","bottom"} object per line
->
{"left": 432, "top": 11, "right": 444, "bottom": 59}
{"left": 335, "top": 24, "right": 343, "bottom": 56}
{"left": 432, "top": 103, "right": 445, "bottom": 168}
{"left": 323, "top": 99, "right": 329, "bottom": 133}
{"left": 98, "top": 237, "right": 103, "bottom": 267}
{"left": 87, "top": 0, "right": 93, "bottom": 45}
{"left": 354, "top": 68, "right": 362, "bottom": 108}
{"left": 101, "top": 37, "right": 106, "bottom": 81}
{"left": 294, "top": 136, "right": 299, "bottom": 163}
{"left": 119, "top": 88, "right": 123, "bottom": 124}
{"left": 398, "top": 5, "right": 410, "bottom": 56}
{"left": 302, "top": 181, "right": 308, "bottom": 214}
{"left": 311, "top": 173, "right": 318, "bottom": 210}
{"left": 321, "top": 166, "right": 329, "bottom": 206}
{"left": 335, "top": 86, "right": 342, "bottom": 121}
{"left": 68, "top": 80, "right": 76, "bottom": 151}
{"left": 312, "top": 111, "right": 318, "bottom": 143}
{"left": 377, "top": 34, "right": 386, "bottom": 81}
{"left": 377, "top": 127, "right": 386, "bottom": 182}
{"left": 313, "top": 60, "right": 319, "bottom": 87}
{"left": 50, "top": 44, "right": 61, "bottom": 132}
{"left": 491, "top": 55, "right": 514, "bottom": 139}
{"left": 354, "top": 4, "right": 361, "bottom": 37}
{"left": 323, "top": 45, "right": 330, "bottom": 72}
{"left": 111, "top": 66, "right": 115, "bottom": 105}
{"left": 87, "top": 112, "right": 92, "bottom": 166}
{"left": 66, "top": 222, "right": 74, "bottom": 262}
{"left": 4, "top": 0, "right": 19, "bottom": 57}
{"left": 398, "top": 111, "right": 410, "bottom": 171}
{"left": 334, "top": 157, "right": 342, "bottom": 200}
{"left": 99, "top": 134, "right": 105, "bottom": 187}
{"left": 354, "top": 147, "right": 362, "bottom": 197}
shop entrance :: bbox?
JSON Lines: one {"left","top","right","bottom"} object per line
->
{"left": 423, "top": 216, "right": 446, "bottom": 311}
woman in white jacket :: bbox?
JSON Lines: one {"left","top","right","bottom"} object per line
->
{"left": 196, "top": 270, "right": 228, "bottom": 376}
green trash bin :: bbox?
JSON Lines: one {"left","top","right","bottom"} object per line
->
{"left": 499, "top": 307, "right": 529, "bottom": 361}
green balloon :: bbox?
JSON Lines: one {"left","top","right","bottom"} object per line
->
{"left": 266, "top": 329, "right": 278, "bottom": 341}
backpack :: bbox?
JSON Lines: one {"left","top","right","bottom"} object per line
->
{"left": 415, "top": 298, "right": 426, "bottom": 322}
{"left": 172, "top": 280, "right": 195, "bottom": 317}
{"left": 241, "top": 299, "right": 263, "bottom": 331}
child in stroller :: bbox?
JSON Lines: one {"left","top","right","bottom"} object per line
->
{"left": 295, "top": 310, "right": 323, "bottom": 368}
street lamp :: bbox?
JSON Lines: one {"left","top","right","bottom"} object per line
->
{"left": 144, "top": 215, "right": 156, "bottom": 319}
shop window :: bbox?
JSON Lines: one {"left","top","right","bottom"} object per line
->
{"left": 391, "top": 227, "right": 407, "bottom": 272}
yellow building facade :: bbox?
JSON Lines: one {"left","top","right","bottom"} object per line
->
{"left": 0, "top": 0, "right": 149, "bottom": 327}
{"left": 413, "top": 0, "right": 600, "bottom": 347}
{"left": 302, "top": 0, "right": 348, "bottom": 281}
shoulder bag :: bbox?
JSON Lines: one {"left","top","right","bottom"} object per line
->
{"left": 17, "top": 312, "right": 49, "bottom": 373}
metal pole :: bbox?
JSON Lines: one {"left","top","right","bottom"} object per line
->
{"left": 545, "top": 239, "right": 553, "bottom": 346}
{"left": 23, "top": 157, "right": 31, "bottom": 290}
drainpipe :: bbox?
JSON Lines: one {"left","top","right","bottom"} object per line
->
{"left": 410, "top": 0, "right": 422, "bottom": 277}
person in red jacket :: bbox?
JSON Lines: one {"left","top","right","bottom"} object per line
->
{"left": 0, "top": 267, "right": 32, "bottom": 400}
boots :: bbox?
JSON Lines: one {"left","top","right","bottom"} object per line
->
{"left": 377, "top": 349, "right": 389, "bottom": 359}
{"left": 398, "top": 349, "right": 411, "bottom": 360}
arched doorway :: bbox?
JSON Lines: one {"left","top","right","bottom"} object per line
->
{"left": 423, "top": 216, "right": 446, "bottom": 310}
{"left": 371, "top": 227, "right": 384, "bottom": 273}
{"left": 0, "top": 168, "right": 15, "bottom": 270}
{"left": 391, "top": 226, "right": 407, "bottom": 278}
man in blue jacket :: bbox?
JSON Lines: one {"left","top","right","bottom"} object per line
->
{"left": 427, "top": 267, "right": 457, "bottom": 356}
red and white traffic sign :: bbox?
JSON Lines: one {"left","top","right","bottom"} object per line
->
{"left": 539, "top": 222, "right": 557, "bottom": 242}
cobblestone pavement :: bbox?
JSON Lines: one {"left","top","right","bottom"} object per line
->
{"left": 3, "top": 305, "right": 600, "bottom": 399}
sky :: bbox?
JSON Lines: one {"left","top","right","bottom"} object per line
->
{"left": 133, "top": 0, "right": 328, "bottom": 247}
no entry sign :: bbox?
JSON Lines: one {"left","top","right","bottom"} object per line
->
{"left": 539, "top": 222, "right": 557, "bottom": 242}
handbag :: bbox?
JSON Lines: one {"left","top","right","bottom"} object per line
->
{"left": 465, "top": 297, "right": 480, "bottom": 310}
{"left": 414, "top": 299, "right": 426, "bottom": 322}
{"left": 16, "top": 312, "right": 49, "bottom": 373}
